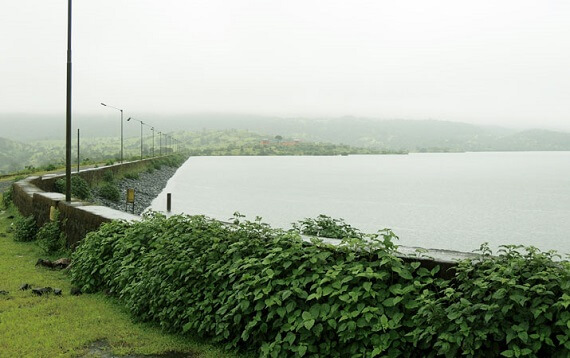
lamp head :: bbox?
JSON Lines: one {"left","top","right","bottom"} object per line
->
{"left": 100, "top": 103, "right": 106, "bottom": 106}
{"left": 127, "top": 117, "right": 131, "bottom": 121}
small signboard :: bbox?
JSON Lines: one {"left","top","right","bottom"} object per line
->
{"left": 126, "top": 188, "right": 135, "bottom": 203}
{"left": 126, "top": 188, "right": 135, "bottom": 213}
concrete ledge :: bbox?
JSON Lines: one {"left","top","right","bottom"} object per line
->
{"left": 12, "top": 160, "right": 152, "bottom": 247}
{"left": 58, "top": 201, "right": 140, "bottom": 247}
{"left": 305, "top": 235, "right": 479, "bottom": 279}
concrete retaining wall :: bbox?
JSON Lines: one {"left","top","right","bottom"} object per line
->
{"left": 12, "top": 161, "right": 146, "bottom": 247}
{"left": 32, "top": 158, "right": 160, "bottom": 193}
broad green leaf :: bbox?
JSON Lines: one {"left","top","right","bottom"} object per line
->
{"left": 304, "top": 319, "right": 315, "bottom": 330}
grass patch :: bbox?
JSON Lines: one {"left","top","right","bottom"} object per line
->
{"left": 0, "top": 203, "right": 238, "bottom": 358}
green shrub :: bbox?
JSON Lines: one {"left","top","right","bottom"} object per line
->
{"left": 36, "top": 211, "right": 67, "bottom": 254}
{"left": 292, "top": 214, "right": 364, "bottom": 239}
{"left": 410, "top": 244, "right": 570, "bottom": 357}
{"left": 98, "top": 182, "right": 120, "bottom": 202}
{"left": 123, "top": 172, "right": 140, "bottom": 180}
{"left": 71, "top": 214, "right": 432, "bottom": 357}
{"left": 146, "top": 167, "right": 155, "bottom": 174}
{"left": 70, "top": 215, "right": 570, "bottom": 357}
{"left": 54, "top": 175, "right": 92, "bottom": 200}
{"left": 102, "top": 170, "right": 115, "bottom": 183}
{"left": 13, "top": 214, "right": 38, "bottom": 242}
{"left": 2, "top": 186, "right": 13, "bottom": 208}
{"left": 43, "top": 163, "right": 57, "bottom": 171}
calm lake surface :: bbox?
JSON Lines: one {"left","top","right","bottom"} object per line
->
{"left": 149, "top": 152, "right": 570, "bottom": 254}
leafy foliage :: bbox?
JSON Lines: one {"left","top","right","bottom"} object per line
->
{"left": 2, "top": 185, "right": 13, "bottom": 208}
{"left": 292, "top": 215, "right": 364, "bottom": 239}
{"left": 103, "top": 170, "right": 115, "bottom": 183}
{"left": 98, "top": 182, "right": 121, "bottom": 202}
{"left": 410, "top": 243, "right": 570, "bottom": 357}
{"left": 123, "top": 172, "right": 140, "bottom": 180}
{"left": 72, "top": 214, "right": 431, "bottom": 357}
{"left": 54, "top": 175, "right": 92, "bottom": 200}
{"left": 36, "top": 211, "right": 67, "bottom": 254}
{"left": 13, "top": 214, "right": 37, "bottom": 242}
{"left": 71, "top": 216, "right": 570, "bottom": 357}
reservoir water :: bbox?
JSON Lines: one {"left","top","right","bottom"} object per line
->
{"left": 149, "top": 152, "right": 570, "bottom": 255}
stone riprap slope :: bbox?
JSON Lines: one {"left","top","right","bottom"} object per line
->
{"left": 92, "top": 166, "right": 178, "bottom": 215}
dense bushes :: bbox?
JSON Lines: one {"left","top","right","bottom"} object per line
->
{"left": 13, "top": 214, "right": 38, "bottom": 242}
{"left": 71, "top": 215, "right": 570, "bottom": 357}
{"left": 1, "top": 186, "right": 13, "bottom": 208}
{"left": 36, "top": 211, "right": 67, "bottom": 254}
{"left": 54, "top": 175, "right": 91, "bottom": 200}
{"left": 410, "top": 244, "right": 570, "bottom": 357}
{"left": 292, "top": 215, "right": 364, "bottom": 239}
{"left": 12, "top": 211, "right": 66, "bottom": 253}
{"left": 72, "top": 214, "right": 432, "bottom": 357}
{"left": 98, "top": 182, "right": 121, "bottom": 202}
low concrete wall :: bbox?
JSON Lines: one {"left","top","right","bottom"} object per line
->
{"left": 12, "top": 162, "right": 145, "bottom": 248}
{"left": 32, "top": 158, "right": 161, "bottom": 193}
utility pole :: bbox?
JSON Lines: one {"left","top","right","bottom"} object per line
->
{"left": 65, "top": 0, "right": 72, "bottom": 202}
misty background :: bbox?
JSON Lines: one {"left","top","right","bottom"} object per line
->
{"left": 1, "top": 0, "right": 570, "bottom": 136}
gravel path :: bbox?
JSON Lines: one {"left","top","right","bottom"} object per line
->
{"left": 91, "top": 166, "right": 178, "bottom": 215}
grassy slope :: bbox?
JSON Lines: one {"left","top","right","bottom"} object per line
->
{"left": 0, "top": 199, "right": 237, "bottom": 358}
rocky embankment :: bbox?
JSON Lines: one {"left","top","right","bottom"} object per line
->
{"left": 92, "top": 166, "right": 178, "bottom": 215}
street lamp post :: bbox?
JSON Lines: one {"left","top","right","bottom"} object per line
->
{"left": 77, "top": 128, "right": 80, "bottom": 173}
{"left": 151, "top": 127, "right": 155, "bottom": 157}
{"left": 158, "top": 132, "right": 162, "bottom": 156}
{"left": 127, "top": 117, "right": 144, "bottom": 161}
{"left": 65, "top": 0, "right": 72, "bottom": 202}
{"left": 101, "top": 102, "right": 124, "bottom": 163}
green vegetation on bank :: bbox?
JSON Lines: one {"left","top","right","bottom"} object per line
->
{"left": 176, "top": 130, "right": 403, "bottom": 156}
{"left": 0, "top": 129, "right": 399, "bottom": 174}
{"left": 0, "top": 193, "right": 238, "bottom": 358}
{"left": 186, "top": 141, "right": 399, "bottom": 157}
{"left": 71, "top": 213, "right": 570, "bottom": 357}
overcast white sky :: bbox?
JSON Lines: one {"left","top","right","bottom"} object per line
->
{"left": 1, "top": 0, "right": 569, "bottom": 130}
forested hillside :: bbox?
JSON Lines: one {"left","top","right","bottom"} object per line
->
{"left": 2, "top": 115, "right": 570, "bottom": 174}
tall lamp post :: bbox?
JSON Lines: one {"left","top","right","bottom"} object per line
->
{"left": 158, "top": 132, "right": 162, "bottom": 156}
{"left": 127, "top": 117, "right": 144, "bottom": 160}
{"left": 151, "top": 127, "right": 155, "bottom": 157}
{"left": 65, "top": 0, "right": 72, "bottom": 201}
{"left": 101, "top": 102, "right": 124, "bottom": 163}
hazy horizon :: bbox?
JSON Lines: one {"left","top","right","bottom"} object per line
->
{"left": 2, "top": 1, "right": 570, "bottom": 131}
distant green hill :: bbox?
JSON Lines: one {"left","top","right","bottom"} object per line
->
{"left": 155, "top": 116, "right": 570, "bottom": 152}
{"left": 492, "top": 129, "right": 570, "bottom": 151}
{"left": 1, "top": 116, "right": 570, "bottom": 174}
